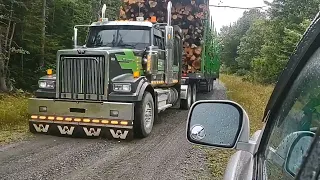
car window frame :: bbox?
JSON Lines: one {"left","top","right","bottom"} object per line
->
{"left": 255, "top": 12, "right": 320, "bottom": 180}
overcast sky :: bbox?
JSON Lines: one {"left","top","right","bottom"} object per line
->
{"left": 209, "top": 0, "right": 272, "bottom": 32}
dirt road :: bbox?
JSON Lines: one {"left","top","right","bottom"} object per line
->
{"left": 0, "top": 81, "right": 226, "bottom": 180}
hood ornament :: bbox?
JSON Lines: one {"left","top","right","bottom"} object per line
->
{"left": 77, "top": 49, "right": 86, "bottom": 54}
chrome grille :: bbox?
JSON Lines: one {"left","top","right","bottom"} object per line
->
{"left": 58, "top": 56, "right": 106, "bottom": 100}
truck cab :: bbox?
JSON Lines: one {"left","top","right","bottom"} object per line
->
{"left": 28, "top": 2, "right": 192, "bottom": 140}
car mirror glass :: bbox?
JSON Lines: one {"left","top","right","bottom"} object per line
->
{"left": 187, "top": 101, "right": 243, "bottom": 148}
{"left": 285, "top": 132, "right": 315, "bottom": 177}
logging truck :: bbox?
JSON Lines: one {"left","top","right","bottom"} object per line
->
{"left": 28, "top": 0, "right": 220, "bottom": 140}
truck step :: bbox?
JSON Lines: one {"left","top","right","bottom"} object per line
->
{"left": 155, "top": 89, "right": 170, "bottom": 95}
{"left": 158, "top": 104, "right": 172, "bottom": 113}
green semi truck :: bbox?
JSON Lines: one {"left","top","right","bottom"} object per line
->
{"left": 28, "top": 0, "right": 220, "bottom": 140}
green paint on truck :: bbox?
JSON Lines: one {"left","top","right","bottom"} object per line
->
{"left": 115, "top": 49, "right": 143, "bottom": 74}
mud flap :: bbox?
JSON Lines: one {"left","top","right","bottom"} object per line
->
{"left": 29, "top": 121, "right": 134, "bottom": 141}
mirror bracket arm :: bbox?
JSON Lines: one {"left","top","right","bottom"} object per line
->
{"left": 236, "top": 141, "right": 257, "bottom": 155}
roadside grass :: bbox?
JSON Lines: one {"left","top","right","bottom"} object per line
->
{"left": 0, "top": 93, "right": 32, "bottom": 144}
{"left": 207, "top": 74, "right": 274, "bottom": 179}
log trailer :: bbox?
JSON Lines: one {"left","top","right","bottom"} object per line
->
{"left": 28, "top": 0, "right": 220, "bottom": 140}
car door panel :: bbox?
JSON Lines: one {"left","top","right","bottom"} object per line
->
{"left": 223, "top": 130, "right": 262, "bottom": 180}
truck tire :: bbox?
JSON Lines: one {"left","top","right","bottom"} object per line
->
{"left": 181, "top": 85, "right": 192, "bottom": 110}
{"left": 192, "top": 84, "right": 197, "bottom": 104}
{"left": 207, "top": 81, "right": 211, "bottom": 92}
{"left": 134, "top": 91, "right": 155, "bottom": 138}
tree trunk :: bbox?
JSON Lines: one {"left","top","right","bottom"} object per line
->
{"left": 0, "top": 26, "right": 8, "bottom": 92}
{"left": 0, "top": 77, "right": 8, "bottom": 92}
{"left": 0, "top": 34, "right": 8, "bottom": 92}
{"left": 41, "top": 0, "right": 46, "bottom": 69}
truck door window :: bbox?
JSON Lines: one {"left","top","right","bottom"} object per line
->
{"left": 154, "top": 36, "right": 159, "bottom": 48}
{"left": 154, "top": 35, "right": 164, "bottom": 50}
{"left": 159, "top": 37, "right": 164, "bottom": 50}
{"left": 263, "top": 47, "right": 320, "bottom": 179}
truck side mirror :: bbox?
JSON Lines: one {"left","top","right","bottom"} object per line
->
{"left": 186, "top": 100, "right": 253, "bottom": 153}
{"left": 285, "top": 132, "right": 315, "bottom": 177}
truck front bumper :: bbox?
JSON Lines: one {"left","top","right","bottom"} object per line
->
{"left": 28, "top": 98, "right": 135, "bottom": 140}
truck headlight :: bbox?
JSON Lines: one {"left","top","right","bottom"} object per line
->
{"left": 38, "top": 80, "right": 55, "bottom": 89}
{"left": 113, "top": 83, "right": 131, "bottom": 92}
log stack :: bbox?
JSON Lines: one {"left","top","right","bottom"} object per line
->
{"left": 119, "top": 0, "right": 209, "bottom": 73}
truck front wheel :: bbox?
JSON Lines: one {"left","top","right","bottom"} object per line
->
{"left": 134, "top": 91, "right": 155, "bottom": 138}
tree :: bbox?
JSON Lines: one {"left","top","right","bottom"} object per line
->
{"left": 219, "top": 0, "right": 320, "bottom": 84}
{"left": 236, "top": 19, "right": 268, "bottom": 74}
{"left": 219, "top": 9, "right": 266, "bottom": 73}
{"left": 248, "top": 0, "right": 318, "bottom": 83}
{"left": 251, "top": 19, "right": 311, "bottom": 83}
{"left": 0, "top": 0, "right": 28, "bottom": 92}
{"left": 5, "top": 0, "right": 121, "bottom": 91}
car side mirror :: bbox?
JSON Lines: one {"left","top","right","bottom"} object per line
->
{"left": 285, "top": 131, "right": 315, "bottom": 177}
{"left": 186, "top": 100, "right": 255, "bottom": 153}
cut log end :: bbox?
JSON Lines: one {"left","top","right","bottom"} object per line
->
{"left": 119, "top": 0, "right": 207, "bottom": 73}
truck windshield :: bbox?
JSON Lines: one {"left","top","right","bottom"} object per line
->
{"left": 86, "top": 25, "right": 151, "bottom": 49}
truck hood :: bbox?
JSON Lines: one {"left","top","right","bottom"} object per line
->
{"left": 58, "top": 47, "right": 145, "bottom": 80}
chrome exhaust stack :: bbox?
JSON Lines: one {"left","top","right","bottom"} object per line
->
{"left": 102, "top": 4, "right": 107, "bottom": 19}
{"left": 167, "top": 1, "right": 172, "bottom": 26}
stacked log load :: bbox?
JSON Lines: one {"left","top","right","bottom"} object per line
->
{"left": 119, "top": 0, "right": 209, "bottom": 73}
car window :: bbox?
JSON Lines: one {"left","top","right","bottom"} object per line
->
{"left": 263, "top": 47, "right": 320, "bottom": 180}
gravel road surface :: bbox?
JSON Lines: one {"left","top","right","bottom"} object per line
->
{"left": 0, "top": 81, "right": 226, "bottom": 180}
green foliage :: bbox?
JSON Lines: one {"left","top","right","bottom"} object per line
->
{"left": 0, "top": 93, "right": 30, "bottom": 143}
{"left": 219, "top": 0, "right": 320, "bottom": 84}
{"left": 236, "top": 20, "right": 268, "bottom": 72}
{"left": 219, "top": 9, "right": 266, "bottom": 73}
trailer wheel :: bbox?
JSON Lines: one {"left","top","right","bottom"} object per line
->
{"left": 134, "top": 91, "right": 155, "bottom": 138}
{"left": 192, "top": 84, "right": 197, "bottom": 104}
{"left": 181, "top": 85, "right": 192, "bottom": 110}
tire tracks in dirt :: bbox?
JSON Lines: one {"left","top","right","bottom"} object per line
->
{"left": 0, "top": 81, "right": 226, "bottom": 180}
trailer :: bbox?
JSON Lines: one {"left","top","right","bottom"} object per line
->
{"left": 28, "top": 0, "right": 220, "bottom": 140}
{"left": 181, "top": 20, "right": 220, "bottom": 98}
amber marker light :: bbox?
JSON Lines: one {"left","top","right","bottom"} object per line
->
{"left": 111, "top": 121, "right": 119, "bottom": 125}
{"left": 65, "top": 117, "right": 72, "bottom": 121}
{"left": 120, "top": 121, "right": 128, "bottom": 125}
{"left": 92, "top": 119, "right": 100, "bottom": 123}
{"left": 133, "top": 71, "right": 140, "bottom": 78}
{"left": 83, "top": 119, "right": 91, "bottom": 123}
{"left": 101, "top": 120, "right": 109, "bottom": 124}
{"left": 150, "top": 16, "right": 157, "bottom": 23}
{"left": 74, "top": 118, "right": 81, "bottom": 122}
{"left": 47, "top": 69, "right": 53, "bottom": 75}
{"left": 56, "top": 117, "right": 63, "bottom": 121}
